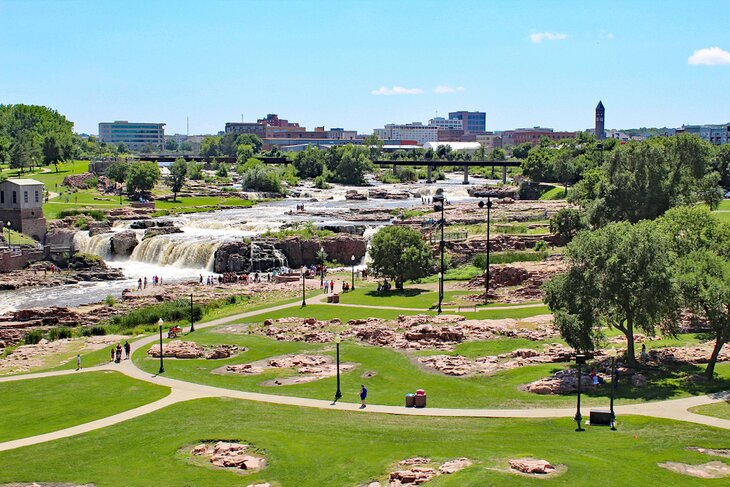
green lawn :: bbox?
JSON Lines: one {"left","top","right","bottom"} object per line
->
{"left": 0, "top": 397, "right": 726, "bottom": 486}
{"left": 539, "top": 185, "right": 573, "bottom": 200}
{"left": 0, "top": 371, "right": 169, "bottom": 442}
{"left": 689, "top": 401, "right": 730, "bottom": 420}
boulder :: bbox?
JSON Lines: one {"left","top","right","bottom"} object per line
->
{"left": 439, "top": 458, "right": 472, "bottom": 474}
{"left": 345, "top": 190, "right": 367, "bottom": 200}
{"left": 63, "top": 172, "right": 96, "bottom": 189}
{"left": 88, "top": 221, "right": 112, "bottom": 236}
{"left": 509, "top": 458, "right": 556, "bottom": 474}
{"left": 143, "top": 226, "right": 183, "bottom": 239}
{"left": 110, "top": 230, "right": 138, "bottom": 256}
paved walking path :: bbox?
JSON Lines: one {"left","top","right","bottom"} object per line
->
{"left": 1, "top": 294, "right": 729, "bottom": 453}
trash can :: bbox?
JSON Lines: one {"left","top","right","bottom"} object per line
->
{"left": 333, "top": 294, "right": 340, "bottom": 303}
{"left": 414, "top": 394, "right": 427, "bottom": 408}
{"left": 405, "top": 393, "right": 415, "bottom": 407}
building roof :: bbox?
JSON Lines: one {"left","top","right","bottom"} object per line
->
{"left": 423, "top": 142, "right": 482, "bottom": 151}
{"left": 4, "top": 178, "right": 44, "bottom": 186}
{"left": 596, "top": 101, "right": 604, "bottom": 110}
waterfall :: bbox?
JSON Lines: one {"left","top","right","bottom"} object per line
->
{"left": 73, "top": 232, "right": 112, "bottom": 259}
{"left": 130, "top": 236, "right": 222, "bottom": 270}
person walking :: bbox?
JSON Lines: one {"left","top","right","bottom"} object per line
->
{"left": 76, "top": 354, "right": 81, "bottom": 371}
{"left": 124, "top": 341, "right": 131, "bottom": 360}
{"left": 110, "top": 347, "right": 115, "bottom": 362}
{"left": 115, "top": 344, "right": 122, "bottom": 363}
{"left": 359, "top": 384, "right": 368, "bottom": 409}
{"left": 324, "top": 281, "right": 329, "bottom": 294}
{"left": 329, "top": 280, "right": 334, "bottom": 294}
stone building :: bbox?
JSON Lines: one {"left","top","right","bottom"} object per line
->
{"left": 0, "top": 178, "right": 47, "bottom": 242}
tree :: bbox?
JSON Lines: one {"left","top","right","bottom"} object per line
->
{"left": 125, "top": 161, "right": 160, "bottom": 195}
{"left": 42, "top": 135, "right": 63, "bottom": 172}
{"left": 549, "top": 208, "right": 587, "bottom": 245}
{"left": 293, "top": 146, "right": 325, "bottom": 178}
{"left": 216, "top": 163, "right": 229, "bottom": 178}
{"left": 199, "top": 136, "right": 221, "bottom": 157}
{"left": 543, "top": 221, "right": 678, "bottom": 366}
{"left": 106, "top": 161, "right": 129, "bottom": 184}
{"left": 239, "top": 159, "right": 283, "bottom": 193}
{"left": 512, "top": 142, "right": 533, "bottom": 159}
{"left": 180, "top": 140, "right": 193, "bottom": 152}
{"left": 140, "top": 143, "right": 156, "bottom": 154}
{"left": 369, "top": 226, "right": 433, "bottom": 288}
{"left": 236, "top": 144, "right": 255, "bottom": 165}
{"left": 187, "top": 162, "right": 203, "bottom": 180}
{"left": 237, "top": 134, "right": 263, "bottom": 153}
{"left": 334, "top": 145, "right": 372, "bottom": 185}
{"left": 117, "top": 142, "right": 128, "bottom": 154}
{"left": 165, "top": 139, "right": 178, "bottom": 151}
{"left": 166, "top": 158, "right": 188, "bottom": 201}
{"left": 677, "top": 251, "right": 730, "bottom": 380}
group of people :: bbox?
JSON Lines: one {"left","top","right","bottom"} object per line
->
{"left": 295, "top": 204, "right": 306, "bottom": 211}
{"left": 200, "top": 272, "right": 272, "bottom": 286}
{"left": 110, "top": 341, "right": 131, "bottom": 363}
{"left": 137, "top": 276, "right": 163, "bottom": 290}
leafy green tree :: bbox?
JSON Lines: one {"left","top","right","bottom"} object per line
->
{"left": 106, "top": 161, "right": 129, "bottom": 184}
{"left": 125, "top": 162, "right": 160, "bottom": 195}
{"left": 239, "top": 159, "right": 283, "bottom": 193}
{"left": 369, "top": 226, "right": 434, "bottom": 288}
{"left": 216, "top": 163, "right": 229, "bottom": 178}
{"left": 166, "top": 158, "right": 188, "bottom": 201}
{"left": 10, "top": 132, "right": 39, "bottom": 173}
{"left": 491, "top": 148, "right": 506, "bottom": 160}
{"left": 180, "top": 140, "right": 193, "bottom": 152}
{"left": 42, "top": 135, "right": 65, "bottom": 172}
{"left": 677, "top": 250, "right": 730, "bottom": 380}
{"left": 199, "top": 136, "right": 221, "bottom": 157}
{"left": 237, "top": 134, "right": 263, "bottom": 153}
{"left": 293, "top": 146, "right": 325, "bottom": 178}
{"left": 140, "top": 143, "right": 156, "bottom": 154}
{"left": 187, "top": 162, "right": 203, "bottom": 180}
{"left": 512, "top": 142, "right": 533, "bottom": 159}
{"left": 549, "top": 208, "right": 587, "bottom": 244}
{"left": 334, "top": 145, "right": 372, "bottom": 185}
{"left": 165, "top": 139, "right": 178, "bottom": 151}
{"left": 236, "top": 144, "right": 255, "bottom": 164}
{"left": 543, "top": 221, "right": 678, "bottom": 366}
{"left": 521, "top": 147, "right": 553, "bottom": 183}
{"left": 712, "top": 144, "right": 730, "bottom": 189}
{"left": 117, "top": 142, "right": 128, "bottom": 153}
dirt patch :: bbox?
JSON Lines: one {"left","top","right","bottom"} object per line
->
{"left": 212, "top": 353, "right": 358, "bottom": 386}
{"left": 687, "top": 447, "right": 730, "bottom": 458}
{"left": 658, "top": 461, "right": 730, "bottom": 479}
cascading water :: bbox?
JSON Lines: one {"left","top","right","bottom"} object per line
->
{"left": 130, "top": 235, "right": 222, "bottom": 270}
{"left": 73, "top": 232, "right": 112, "bottom": 259}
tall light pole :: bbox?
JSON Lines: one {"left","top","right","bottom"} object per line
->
{"left": 478, "top": 196, "right": 494, "bottom": 305}
{"left": 157, "top": 318, "right": 165, "bottom": 374}
{"left": 334, "top": 335, "right": 342, "bottom": 402}
{"left": 301, "top": 267, "right": 307, "bottom": 307}
{"left": 574, "top": 354, "right": 585, "bottom": 431}
{"left": 351, "top": 255, "right": 356, "bottom": 291}
{"left": 433, "top": 191, "right": 445, "bottom": 314}
{"left": 609, "top": 348, "right": 617, "bottom": 430}
{"left": 189, "top": 294, "right": 195, "bottom": 333}
{"left": 5, "top": 221, "right": 11, "bottom": 249}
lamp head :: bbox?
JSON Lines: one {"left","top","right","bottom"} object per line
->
{"left": 158, "top": 318, "right": 164, "bottom": 326}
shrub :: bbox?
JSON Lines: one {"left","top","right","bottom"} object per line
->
{"left": 314, "top": 175, "right": 330, "bottom": 189}
{"left": 48, "top": 327, "right": 72, "bottom": 341}
{"left": 23, "top": 329, "right": 44, "bottom": 345}
{"left": 473, "top": 250, "right": 548, "bottom": 268}
{"left": 57, "top": 209, "right": 107, "bottom": 221}
{"left": 90, "top": 326, "right": 107, "bottom": 336}
{"left": 240, "top": 164, "right": 284, "bottom": 193}
{"left": 534, "top": 240, "right": 548, "bottom": 251}
{"left": 549, "top": 208, "right": 587, "bottom": 244}
{"left": 110, "top": 299, "right": 203, "bottom": 329}
{"left": 105, "top": 295, "right": 116, "bottom": 307}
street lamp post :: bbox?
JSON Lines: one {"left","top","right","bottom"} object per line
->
{"left": 478, "top": 196, "right": 494, "bottom": 305}
{"left": 5, "top": 221, "right": 11, "bottom": 249}
{"left": 189, "top": 294, "right": 195, "bottom": 333}
{"left": 334, "top": 335, "right": 342, "bottom": 402}
{"left": 351, "top": 255, "right": 356, "bottom": 291}
{"left": 574, "top": 354, "right": 585, "bottom": 431}
{"left": 301, "top": 267, "right": 307, "bottom": 307}
{"left": 158, "top": 318, "right": 165, "bottom": 374}
{"left": 609, "top": 348, "right": 617, "bottom": 430}
{"left": 433, "top": 191, "right": 445, "bottom": 314}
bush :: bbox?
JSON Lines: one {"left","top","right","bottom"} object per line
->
{"left": 90, "top": 326, "right": 107, "bottom": 336}
{"left": 57, "top": 209, "right": 107, "bottom": 221}
{"left": 105, "top": 295, "right": 116, "bottom": 307}
{"left": 549, "top": 208, "right": 587, "bottom": 244}
{"left": 314, "top": 175, "right": 330, "bottom": 189}
{"left": 48, "top": 327, "right": 72, "bottom": 341}
{"left": 240, "top": 165, "right": 284, "bottom": 193}
{"left": 110, "top": 299, "right": 203, "bottom": 329}
{"left": 473, "top": 250, "right": 548, "bottom": 268}
{"left": 23, "top": 329, "right": 44, "bottom": 344}
{"left": 534, "top": 240, "right": 548, "bottom": 251}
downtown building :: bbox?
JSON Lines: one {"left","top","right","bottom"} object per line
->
{"left": 677, "top": 124, "right": 730, "bottom": 145}
{"left": 501, "top": 127, "right": 577, "bottom": 146}
{"left": 98, "top": 121, "right": 165, "bottom": 151}
{"left": 448, "top": 111, "right": 486, "bottom": 133}
{"left": 374, "top": 123, "right": 439, "bottom": 145}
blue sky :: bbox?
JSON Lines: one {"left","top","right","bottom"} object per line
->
{"left": 1, "top": 0, "right": 728, "bottom": 135}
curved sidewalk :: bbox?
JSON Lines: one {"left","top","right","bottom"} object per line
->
{"left": 1, "top": 294, "right": 729, "bottom": 453}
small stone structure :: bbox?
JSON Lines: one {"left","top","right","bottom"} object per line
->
{"left": 0, "top": 178, "right": 47, "bottom": 242}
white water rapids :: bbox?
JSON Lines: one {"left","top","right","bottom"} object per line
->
{"left": 0, "top": 173, "right": 499, "bottom": 311}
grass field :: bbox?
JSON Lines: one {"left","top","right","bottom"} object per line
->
{"left": 0, "top": 371, "right": 169, "bottom": 442}
{"left": 689, "top": 401, "right": 730, "bottom": 420}
{"left": 0, "top": 397, "right": 726, "bottom": 486}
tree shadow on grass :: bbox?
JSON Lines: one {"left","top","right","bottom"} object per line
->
{"left": 364, "top": 288, "right": 430, "bottom": 299}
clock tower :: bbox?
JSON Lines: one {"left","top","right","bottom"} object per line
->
{"left": 595, "top": 101, "right": 605, "bottom": 140}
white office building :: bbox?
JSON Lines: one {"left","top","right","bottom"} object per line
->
{"left": 98, "top": 121, "right": 165, "bottom": 151}
{"left": 374, "top": 123, "right": 438, "bottom": 144}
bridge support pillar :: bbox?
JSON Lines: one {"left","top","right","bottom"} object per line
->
{"left": 427, "top": 165, "right": 432, "bottom": 183}
{"left": 502, "top": 165, "right": 507, "bottom": 184}
{"left": 463, "top": 165, "right": 469, "bottom": 184}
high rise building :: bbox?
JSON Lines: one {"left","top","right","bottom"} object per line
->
{"left": 448, "top": 111, "right": 486, "bottom": 133}
{"left": 98, "top": 121, "right": 165, "bottom": 150}
{"left": 595, "top": 101, "right": 605, "bottom": 140}
{"left": 374, "top": 123, "right": 439, "bottom": 144}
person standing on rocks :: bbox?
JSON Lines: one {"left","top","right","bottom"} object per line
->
{"left": 143, "top": 277, "right": 148, "bottom": 289}
{"left": 137, "top": 278, "right": 142, "bottom": 290}
{"left": 124, "top": 341, "right": 131, "bottom": 360}
{"left": 360, "top": 384, "right": 368, "bottom": 409}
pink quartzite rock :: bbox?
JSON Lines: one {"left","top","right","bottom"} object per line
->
{"left": 509, "top": 458, "right": 556, "bottom": 474}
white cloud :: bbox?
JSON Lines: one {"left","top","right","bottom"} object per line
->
{"left": 688, "top": 47, "right": 730, "bottom": 66}
{"left": 530, "top": 32, "right": 568, "bottom": 43}
{"left": 371, "top": 86, "right": 424, "bottom": 95}
{"left": 433, "top": 85, "right": 465, "bottom": 94}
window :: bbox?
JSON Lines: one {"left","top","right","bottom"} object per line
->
{"left": 0, "top": 191, "right": 3, "bottom": 204}
{"left": 35, "top": 191, "right": 39, "bottom": 203}
{"left": 12, "top": 191, "right": 16, "bottom": 204}
{"left": 24, "top": 191, "right": 28, "bottom": 203}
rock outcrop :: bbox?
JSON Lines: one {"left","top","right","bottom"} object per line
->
{"left": 110, "top": 230, "right": 138, "bottom": 256}
{"left": 509, "top": 458, "right": 556, "bottom": 475}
